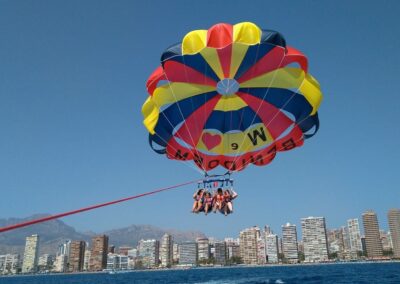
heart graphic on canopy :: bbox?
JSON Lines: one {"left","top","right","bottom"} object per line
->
{"left": 202, "top": 133, "right": 222, "bottom": 150}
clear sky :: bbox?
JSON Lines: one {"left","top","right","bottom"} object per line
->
{"left": 1, "top": 0, "right": 399, "bottom": 239}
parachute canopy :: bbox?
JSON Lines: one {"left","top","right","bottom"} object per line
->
{"left": 142, "top": 22, "right": 322, "bottom": 172}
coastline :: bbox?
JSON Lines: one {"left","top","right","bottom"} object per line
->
{"left": 2, "top": 259, "right": 399, "bottom": 278}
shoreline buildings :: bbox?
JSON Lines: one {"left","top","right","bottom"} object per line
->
{"left": 21, "top": 235, "right": 39, "bottom": 274}
{"left": 2, "top": 208, "right": 400, "bottom": 276}
{"left": 362, "top": 211, "right": 383, "bottom": 258}
{"left": 160, "top": 234, "right": 173, "bottom": 267}
{"left": 388, "top": 209, "right": 400, "bottom": 258}
{"left": 301, "top": 217, "right": 329, "bottom": 262}
{"left": 89, "top": 235, "right": 109, "bottom": 271}
{"left": 282, "top": 223, "right": 298, "bottom": 263}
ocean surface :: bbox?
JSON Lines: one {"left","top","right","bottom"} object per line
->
{"left": 1, "top": 262, "right": 400, "bottom": 284}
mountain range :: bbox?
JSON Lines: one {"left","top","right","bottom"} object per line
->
{"left": 0, "top": 214, "right": 206, "bottom": 255}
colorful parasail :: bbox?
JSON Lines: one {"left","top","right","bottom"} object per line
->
{"left": 142, "top": 22, "right": 322, "bottom": 172}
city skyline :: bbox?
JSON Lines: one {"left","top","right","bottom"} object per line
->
{"left": 1, "top": 207, "right": 399, "bottom": 275}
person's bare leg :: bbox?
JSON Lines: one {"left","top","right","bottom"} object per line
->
{"left": 195, "top": 202, "right": 202, "bottom": 213}
{"left": 192, "top": 201, "right": 198, "bottom": 212}
{"left": 227, "top": 202, "right": 233, "bottom": 213}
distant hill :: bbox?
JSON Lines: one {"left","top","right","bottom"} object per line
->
{"left": 0, "top": 214, "right": 206, "bottom": 255}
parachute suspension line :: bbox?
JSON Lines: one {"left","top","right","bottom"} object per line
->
{"left": 230, "top": 46, "right": 288, "bottom": 169}
{"left": 147, "top": 83, "right": 205, "bottom": 175}
{"left": 0, "top": 179, "right": 201, "bottom": 234}
{"left": 162, "top": 69, "right": 208, "bottom": 175}
{"left": 153, "top": 132, "right": 205, "bottom": 175}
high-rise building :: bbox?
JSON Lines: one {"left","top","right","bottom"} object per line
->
{"left": 301, "top": 217, "right": 329, "bottom": 262}
{"left": 362, "top": 210, "right": 383, "bottom": 258}
{"left": 327, "top": 229, "right": 344, "bottom": 255}
{"left": 89, "top": 235, "right": 109, "bottom": 271}
{"left": 160, "top": 234, "right": 173, "bottom": 267}
{"left": 225, "top": 239, "right": 240, "bottom": 260}
{"left": 38, "top": 254, "right": 53, "bottom": 271}
{"left": 265, "top": 234, "right": 279, "bottom": 263}
{"left": 278, "top": 237, "right": 283, "bottom": 255}
{"left": 256, "top": 227, "right": 267, "bottom": 265}
{"left": 22, "top": 234, "right": 39, "bottom": 273}
{"left": 282, "top": 223, "right": 298, "bottom": 263}
{"left": 264, "top": 225, "right": 272, "bottom": 235}
{"left": 173, "top": 243, "right": 179, "bottom": 263}
{"left": 388, "top": 209, "right": 400, "bottom": 258}
{"left": 214, "top": 242, "right": 227, "bottom": 265}
{"left": 69, "top": 241, "right": 86, "bottom": 272}
{"left": 178, "top": 242, "right": 197, "bottom": 265}
{"left": 197, "top": 238, "right": 210, "bottom": 261}
{"left": 239, "top": 227, "right": 258, "bottom": 265}
{"left": 83, "top": 248, "right": 91, "bottom": 271}
{"left": 341, "top": 226, "right": 351, "bottom": 253}
{"left": 57, "top": 240, "right": 71, "bottom": 259}
{"left": 347, "top": 219, "right": 363, "bottom": 253}
{"left": 53, "top": 254, "right": 68, "bottom": 272}
{"left": 138, "top": 239, "right": 160, "bottom": 268}
{"left": 0, "top": 254, "right": 21, "bottom": 275}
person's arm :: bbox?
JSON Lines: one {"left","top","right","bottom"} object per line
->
{"left": 230, "top": 189, "right": 238, "bottom": 199}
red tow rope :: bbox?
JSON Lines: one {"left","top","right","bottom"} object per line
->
{"left": 0, "top": 179, "right": 200, "bottom": 233}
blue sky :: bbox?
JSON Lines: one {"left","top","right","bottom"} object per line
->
{"left": 1, "top": 0, "right": 399, "bottom": 239}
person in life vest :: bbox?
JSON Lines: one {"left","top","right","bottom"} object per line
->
{"left": 192, "top": 189, "right": 204, "bottom": 213}
{"left": 223, "top": 189, "right": 238, "bottom": 216}
{"left": 203, "top": 191, "right": 213, "bottom": 215}
{"left": 213, "top": 188, "right": 225, "bottom": 213}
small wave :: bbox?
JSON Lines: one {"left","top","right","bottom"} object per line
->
{"left": 275, "top": 280, "right": 285, "bottom": 284}
{"left": 193, "top": 277, "right": 272, "bottom": 284}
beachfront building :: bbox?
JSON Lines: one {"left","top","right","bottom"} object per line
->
{"left": 327, "top": 229, "right": 344, "bottom": 257}
{"left": 196, "top": 238, "right": 210, "bottom": 262}
{"left": 138, "top": 239, "right": 159, "bottom": 268}
{"left": 160, "top": 234, "right": 173, "bottom": 267}
{"left": 83, "top": 248, "right": 91, "bottom": 271}
{"left": 362, "top": 210, "right": 383, "bottom": 258}
{"left": 256, "top": 227, "right": 267, "bottom": 265}
{"left": 239, "top": 227, "right": 259, "bottom": 265}
{"left": 0, "top": 254, "right": 21, "bottom": 275}
{"left": 214, "top": 241, "right": 227, "bottom": 265}
{"left": 301, "top": 217, "right": 329, "bottom": 262}
{"left": 265, "top": 234, "right": 279, "bottom": 263}
{"left": 53, "top": 254, "right": 68, "bottom": 272}
{"left": 22, "top": 234, "right": 39, "bottom": 274}
{"left": 282, "top": 223, "right": 298, "bottom": 263}
{"left": 89, "top": 235, "right": 109, "bottom": 271}
{"left": 178, "top": 242, "right": 197, "bottom": 266}
{"left": 69, "top": 240, "right": 86, "bottom": 272}
{"left": 38, "top": 254, "right": 53, "bottom": 272}
{"left": 225, "top": 238, "right": 240, "bottom": 260}
{"left": 106, "top": 254, "right": 129, "bottom": 270}
{"left": 347, "top": 219, "right": 363, "bottom": 255}
{"left": 388, "top": 209, "right": 400, "bottom": 258}
{"left": 173, "top": 243, "right": 179, "bottom": 263}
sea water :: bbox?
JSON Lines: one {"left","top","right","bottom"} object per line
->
{"left": 1, "top": 262, "right": 399, "bottom": 284}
